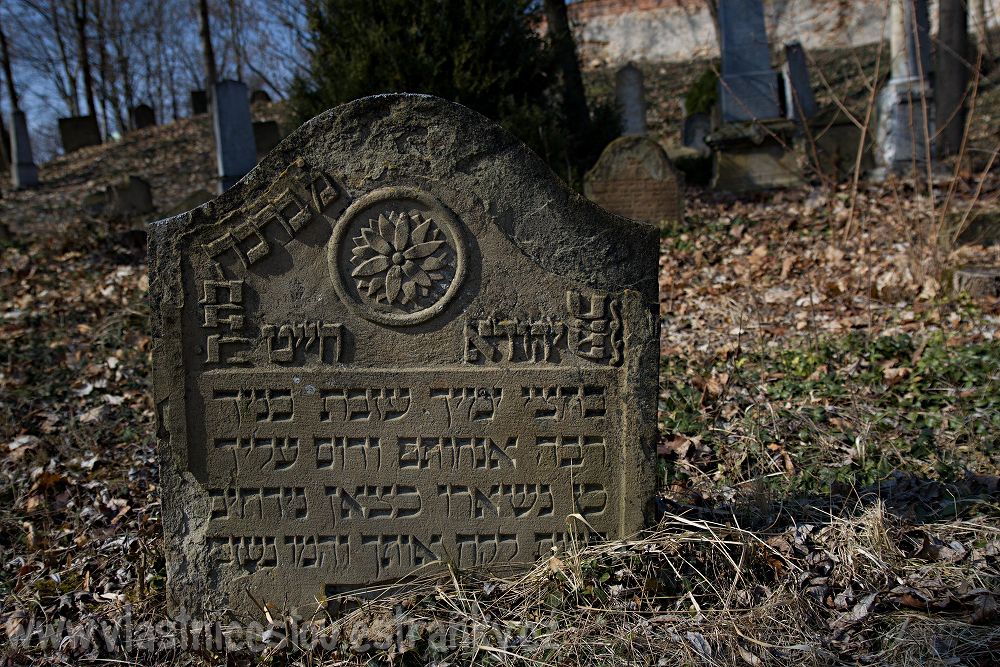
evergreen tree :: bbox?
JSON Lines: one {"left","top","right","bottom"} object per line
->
{"left": 290, "top": 0, "right": 616, "bottom": 185}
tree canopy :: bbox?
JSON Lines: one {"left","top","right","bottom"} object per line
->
{"left": 291, "top": 0, "right": 617, "bottom": 185}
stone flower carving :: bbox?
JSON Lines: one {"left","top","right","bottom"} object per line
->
{"left": 350, "top": 211, "right": 450, "bottom": 305}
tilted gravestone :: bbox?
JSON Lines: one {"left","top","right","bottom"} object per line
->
{"left": 584, "top": 136, "right": 683, "bottom": 227}
{"left": 781, "top": 42, "right": 817, "bottom": 120}
{"left": 148, "top": 94, "right": 658, "bottom": 619}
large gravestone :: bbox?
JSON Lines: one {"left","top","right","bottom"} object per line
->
{"left": 584, "top": 136, "right": 683, "bottom": 226}
{"left": 717, "top": 0, "right": 780, "bottom": 121}
{"left": 148, "top": 94, "right": 658, "bottom": 619}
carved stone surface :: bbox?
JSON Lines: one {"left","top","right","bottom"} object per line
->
{"left": 148, "top": 94, "right": 658, "bottom": 620}
{"left": 584, "top": 136, "right": 683, "bottom": 226}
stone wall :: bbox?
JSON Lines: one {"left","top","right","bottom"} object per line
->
{"left": 562, "top": 0, "right": 1000, "bottom": 65}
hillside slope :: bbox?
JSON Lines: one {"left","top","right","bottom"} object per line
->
{"left": 0, "top": 104, "right": 286, "bottom": 240}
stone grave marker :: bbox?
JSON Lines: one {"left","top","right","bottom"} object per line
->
{"left": 58, "top": 114, "right": 102, "bottom": 153}
{"left": 251, "top": 89, "right": 273, "bottom": 104}
{"left": 10, "top": 110, "right": 38, "bottom": 188}
{"left": 782, "top": 42, "right": 817, "bottom": 120}
{"left": 213, "top": 80, "right": 257, "bottom": 193}
{"left": 584, "top": 136, "right": 683, "bottom": 226}
{"left": 682, "top": 113, "right": 712, "bottom": 155}
{"left": 191, "top": 90, "right": 209, "bottom": 115}
{"left": 615, "top": 63, "right": 647, "bottom": 136}
{"left": 1, "top": 115, "right": 10, "bottom": 170}
{"left": 148, "top": 94, "right": 658, "bottom": 619}
{"left": 717, "top": 0, "right": 780, "bottom": 121}
{"left": 130, "top": 103, "right": 157, "bottom": 129}
{"left": 253, "top": 120, "right": 282, "bottom": 158}
{"left": 876, "top": 0, "right": 933, "bottom": 174}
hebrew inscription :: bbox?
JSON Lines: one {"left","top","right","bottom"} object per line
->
{"left": 150, "top": 95, "right": 657, "bottom": 621}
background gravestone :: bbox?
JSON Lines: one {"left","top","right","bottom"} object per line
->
{"left": 191, "top": 90, "right": 209, "bottom": 115}
{"left": 130, "top": 104, "right": 157, "bottom": 130}
{"left": 615, "top": 63, "right": 647, "bottom": 136}
{"left": 584, "top": 136, "right": 683, "bottom": 227}
{"left": 10, "top": 110, "right": 39, "bottom": 188}
{"left": 58, "top": 114, "right": 102, "bottom": 153}
{"left": 682, "top": 113, "right": 712, "bottom": 155}
{"left": 212, "top": 80, "right": 257, "bottom": 192}
{"left": 782, "top": 42, "right": 817, "bottom": 120}
{"left": 717, "top": 0, "right": 780, "bottom": 121}
{"left": 251, "top": 89, "right": 273, "bottom": 104}
{"left": 253, "top": 120, "right": 282, "bottom": 158}
{"left": 148, "top": 94, "right": 658, "bottom": 619}
{"left": 0, "top": 116, "right": 10, "bottom": 171}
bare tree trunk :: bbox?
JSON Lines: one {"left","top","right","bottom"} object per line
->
{"left": 199, "top": 0, "right": 218, "bottom": 90}
{"left": 52, "top": 0, "right": 80, "bottom": 115}
{"left": 973, "top": 0, "right": 995, "bottom": 72}
{"left": 74, "top": 0, "right": 96, "bottom": 116}
{"left": 228, "top": 0, "right": 244, "bottom": 82}
{"left": 543, "top": 0, "right": 590, "bottom": 146}
{"left": 94, "top": 0, "right": 111, "bottom": 135}
{"left": 706, "top": 0, "right": 720, "bottom": 49}
{"left": 936, "top": 0, "right": 969, "bottom": 157}
{"left": 0, "top": 14, "right": 20, "bottom": 111}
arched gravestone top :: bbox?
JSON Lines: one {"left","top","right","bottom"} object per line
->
{"left": 148, "top": 94, "right": 658, "bottom": 619}
{"left": 584, "top": 135, "right": 684, "bottom": 226}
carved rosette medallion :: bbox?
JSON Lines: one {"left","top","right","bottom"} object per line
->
{"left": 329, "top": 187, "right": 467, "bottom": 326}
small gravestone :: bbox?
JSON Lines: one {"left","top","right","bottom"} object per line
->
{"left": 253, "top": 120, "right": 282, "bottom": 158}
{"left": 130, "top": 103, "right": 157, "bottom": 129}
{"left": 213, "top": 80, "right": 257, "bottom": 192}
{"left": 10, "top": 111, "right": 39, "bottom": 188}
{"left": 148, "top": 94, "right": 658, "bottom": 619}
{"left": 615, "top": 63, "right": 647, "bottom": 136}
{"left": 251, "top": 89, "right": 273, "bottom": 104}
{"left": 584, "top": 136, "right": 683, "bottom": 226}
{"left": 782, "top": 42, "right": 817, "bottom": 120}
{"left": 58, "top": 114, "right": 102, "bottom": 153}
{"left": 0, "top": 116, "right": 10, "bottom": 170}
{"left": 191, "top": 90, "right": 209, "bottom": 115}
{"left": 717, "top": 0, "right": 780, "bottom": 121}
{"left": 953, "top": 266, "right": 1000, "bottom": 298}
{"left": 82, "top": 176, "right": 154, "bottom": 217}
{"left": 682, "top": 113, "right": 712, "bottom": 155}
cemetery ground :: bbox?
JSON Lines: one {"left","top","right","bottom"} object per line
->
{"left": 3, "top": 164, "right": 1000, "bottom": 663}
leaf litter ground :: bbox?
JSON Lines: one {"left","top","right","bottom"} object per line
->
{"left": 2, "top": 173, "right": 1000, "bottom": 664}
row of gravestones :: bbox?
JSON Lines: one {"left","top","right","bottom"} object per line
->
{"left": 55, "top": 87, "right": 275, "bottom": 156}
{"left": 6, "top": 82, "right": 282, "bottom": 195}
